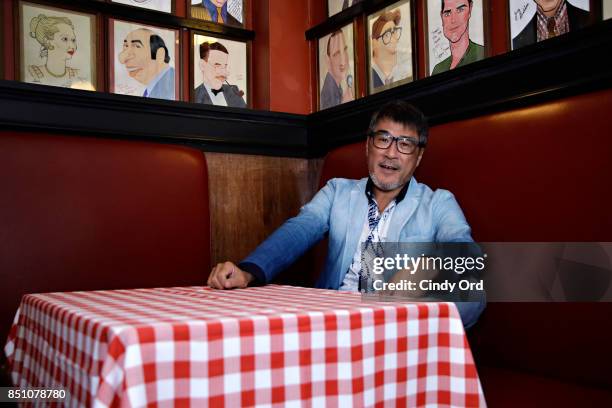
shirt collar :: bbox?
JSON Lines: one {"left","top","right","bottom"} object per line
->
{"left": 536, "top": 0, "right": 567, "bottom": 22}
{"left": 371, "top": 61, "right": 397, "bottom": 84}
{"left": 365, "top": 176, "right": 409, "bottom": 204}
{"left": 203, "top": 0, "right": 227, "bottom": 22}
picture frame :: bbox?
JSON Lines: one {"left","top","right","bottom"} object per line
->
{"left": 366, "top": 0, "right": 415, "bottom": 95}
{"left": 189, "top": 0, "right": 244, "bottom": 28}
{"left": 327, "top": 0, "right": 364, "bottom": 18}
{"left": 110, "top": 0, "right": 174, "bottom": 14}
{"left": 317, "top": 23, "right": 356, "bottom": 110}
{"left": 424, "top": 0, "right": 487, "bottom": 76}
{"left": 605, "top": 0, "right": 612, "bottom": 20}
{"left": 18, "top": 1, "right": 97, "bottom": 90}
{"left": 109, "top": 18, "right": 180, "bottom": 100}
{"left": 191, "top": 32, "right": 249, "bottom": 108}
{"left": 508, "top": 0, "right": 593, "bottom": 50}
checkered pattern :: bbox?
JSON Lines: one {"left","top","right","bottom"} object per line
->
{"left": 5, "top": 285, "right": 486, "bottom": 407}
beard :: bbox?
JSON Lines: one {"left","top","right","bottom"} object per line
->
{"left": 370, "top": 172, "right": 404, "bottom": 192}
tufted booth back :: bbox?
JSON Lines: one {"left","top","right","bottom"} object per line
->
{"left": 317, "top": 89, "right": 612, "bottom": 388}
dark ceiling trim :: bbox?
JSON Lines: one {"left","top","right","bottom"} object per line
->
{"left": 1, "top": 21, "right": 611, "bottom": 158}
{"left": 0, "top": 80, "right": 309, "bottom": 157}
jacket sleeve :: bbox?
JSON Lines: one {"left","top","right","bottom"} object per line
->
{"left": 240, "top": 179, "right": 337, "bottom": 283}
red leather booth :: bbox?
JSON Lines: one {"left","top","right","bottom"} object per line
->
{"left": 0, "top": 133, "right": 212, "bottom": 361}
{"left": 318, "top": 89, "right": 612, "bottom": 406}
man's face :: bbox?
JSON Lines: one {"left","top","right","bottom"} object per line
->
{"left": 327, "top": 33, "right": 349, "bottom": 84}
{"left": 210, "top": 0, "right": 227, "bottom": 7}
{"left": 200, "top": 49, "right": 229, "bottom": 90}
{"left": 441, "top": 0, "right": 472, "bottom": 43}
{"left": 366, "top": 118, "right": 424, "bottom": 193}
{"left": 534, "top": 0, "right": 563, "bottom": 14}
{"left": 373, "top": 20, "right": 399, "bottom": 62}
{"left": 118, "top": 29, "right": 160, "bottom": 85}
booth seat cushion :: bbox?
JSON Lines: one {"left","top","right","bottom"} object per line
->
{"left": 477, "top": 365, "right": 612, "bottom": 408}
{"left": 0, "top": 132, "right": 211, "bottom": 344}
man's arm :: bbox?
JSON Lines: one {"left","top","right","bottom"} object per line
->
{"left": 433, "top": 190, "right": 485, "bottom": 329}
{"left": 208, "top": 179, "right": 338, "bottom": 289}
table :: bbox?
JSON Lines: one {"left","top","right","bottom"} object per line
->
{"left": 5, "top": 285, "right": 485, "bottom": 407}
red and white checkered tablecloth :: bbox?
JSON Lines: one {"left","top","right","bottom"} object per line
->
{"left": 5, "top": 285, "right": 485, "bottom": 407}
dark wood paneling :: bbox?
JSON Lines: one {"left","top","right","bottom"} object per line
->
{"left": 205, "top": 152, "right": 322, "bottom": 267}
{"left": 0, "top": 80, "right": 309, "bottom": 156}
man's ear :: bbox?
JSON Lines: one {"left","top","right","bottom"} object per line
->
{"left": 199, "top": 59, "right": 206, "bottom": 72}
{"left": 155, "top": 47, "right": 165, "bottom": 62}
{"left": 416, "top": 148, "right": 425, "bottom": 167}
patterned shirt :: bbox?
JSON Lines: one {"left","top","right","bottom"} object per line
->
{"left": 339, "top": 179, "right": 408, "bottom": 291}
{"left": 537, "top": 1, "right": 569, "bottom": 41}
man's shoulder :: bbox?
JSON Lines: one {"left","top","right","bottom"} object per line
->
{"left": 322, "top": 177, "right": 367, "bottom": 192}
{"left": 222, "top": 84, "right": 247, "bottom": 107}
{"left": 431, "top": 56, "right": 451, "bottom": 75}
{"left": 409, "top": 179, "right": 458, "bottom": 205}
{"left": 194, "top": 83, "right": 210, "bottom": 104}
{"left": 325, "top": 176, "right": 366, "bottom": 185}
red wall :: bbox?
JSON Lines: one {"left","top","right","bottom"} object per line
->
{"left": 252, "top": 0, "right": 319, "bottom": 114}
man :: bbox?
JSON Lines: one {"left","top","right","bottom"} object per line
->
{"left": 320, "top": 30, "right": 354, "bottom": 110}
{"left": 118, "top": 28, "right": 175, "bottom": 100}
{"left": 208, "top": 101, "right": 485, "bottom": 328}
{"left": 370, "top": 9, "right": 403, "bottom": 89}
{"left": 194, "top": 41, "right": 246, "bottom": 108}
{"left": 512, "top": 0, "right": 591, "bottom": 50}
{"left": 191, "top": 0, "right": 241, "bottom": 27}
{"left": 432, "top": 0, "right": 484, "bottom": 75}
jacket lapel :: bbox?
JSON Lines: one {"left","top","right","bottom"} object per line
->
{"left": 386, "top": 177, "right": 421, "bottom": 242}
{"left": 339, "top": 178, "right": 369, "bottom": 286}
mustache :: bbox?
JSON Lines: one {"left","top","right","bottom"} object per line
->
{"left": 379, "top": 160, "right": 399, "bottom": 170}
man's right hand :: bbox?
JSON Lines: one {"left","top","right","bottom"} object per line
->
{"left": 207, "top": 261, "right": 255, "bottom": 289}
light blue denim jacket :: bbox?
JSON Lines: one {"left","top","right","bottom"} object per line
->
{"left": 242, "top": 177, "right": 485, "bottom": 327}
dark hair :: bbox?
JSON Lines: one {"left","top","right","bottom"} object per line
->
{"left": 441, "top": 0, "right": 473, "bottom": 12}
{"left": 371, "top": 9, "right": 401, "bottom": 39}
{"left": 326, "top": 30, "right": 344, "bottom": 56}
{"left": 368, "top": 100, "right": 428, "bottom": 146}
{"left": 199, "top": 41, "right": 229, "bottom": 61}
{"left": 149, "top": 34, "right": 170, "bottom": 63}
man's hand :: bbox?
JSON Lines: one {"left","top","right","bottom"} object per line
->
{"left": 208, "top": 261, "right": 254, "bottom": 289}
{"left": 341, "top": 83, "right": 354, "bottom": 103}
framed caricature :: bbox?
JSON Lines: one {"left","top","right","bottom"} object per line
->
{"left": 425, "top": 0, "right": 486, "bottom": 76}
{"left": 109, "top": 19, "right": 179, "bottom": 100}
{"left": 111, "top": 0, "right": 173, "bottom": 14}
{"left": 318, "top": 23, "right": 356, "bottom": 110}
{"left": 18, "top": 1, "right": 97, "bottom": 90}
{"left": 366, "top": 0, "right": 414, "bottom": 95}
{"left": 190, "top": 0, "right": 244, "bottom": 28}
{"left": 192, "top": 33, "right": 248, "bottom": 108}
{"left": 509, "top": 0, "right": 592, "bottom": 50}
{"left": 328, "top": 0, "right": 364, "bottom": 17}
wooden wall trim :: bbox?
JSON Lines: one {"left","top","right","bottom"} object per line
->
{"left": 1, "top": 20, "right": 611, "bottom": 158}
